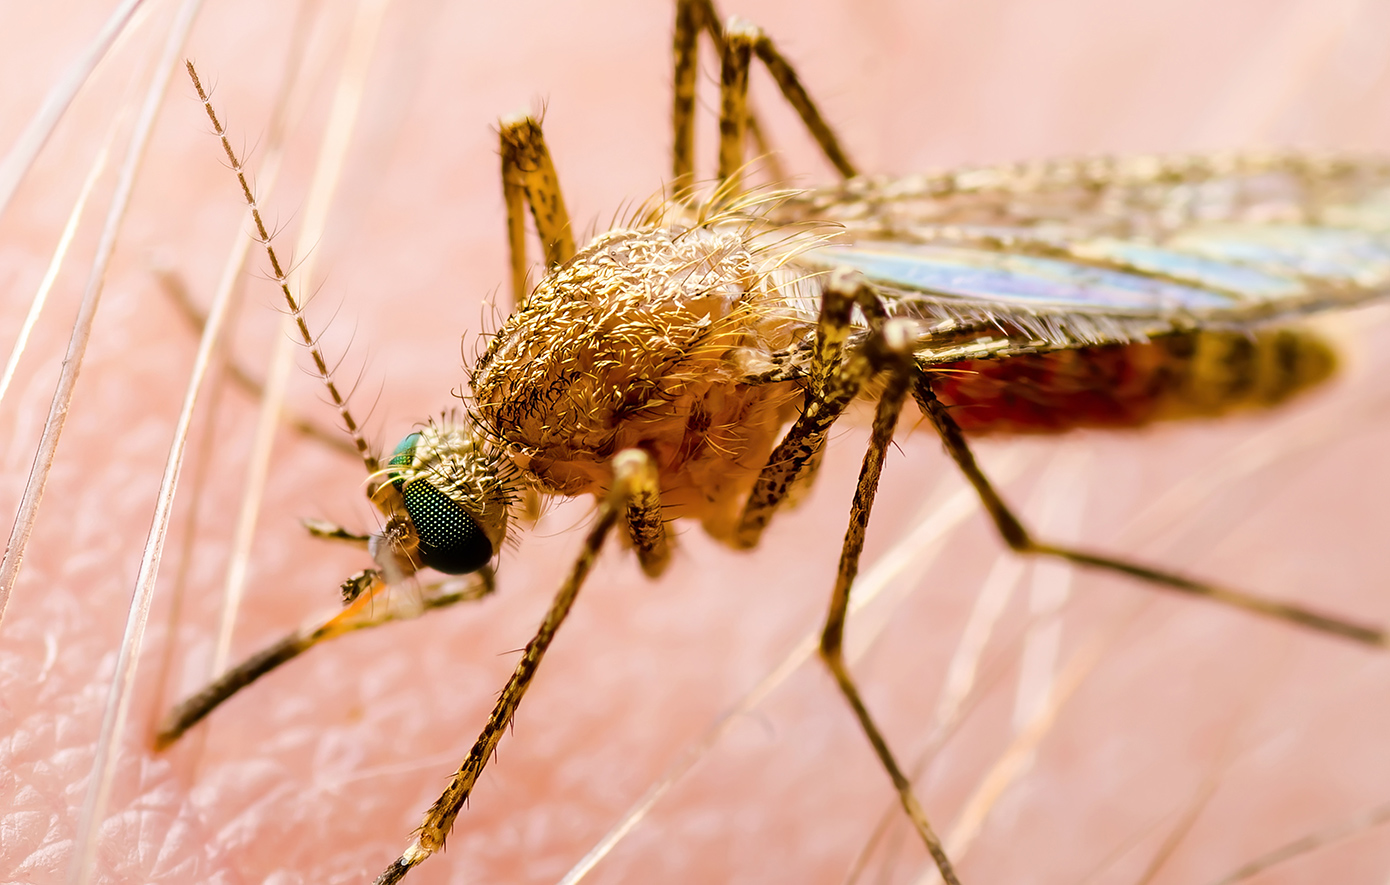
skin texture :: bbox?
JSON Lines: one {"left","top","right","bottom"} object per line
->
{"left": 4, "top": 1, "right": 1390, "bottom": 883}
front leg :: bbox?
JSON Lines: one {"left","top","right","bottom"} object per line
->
{"left": 672, "top": 0, "right": 858, "bottom": 195}
{"left": 499, "top": 114, "right": 575, "bottom": 310}
{"left": 373, "top": 448, "right": 666, "bottom": 884}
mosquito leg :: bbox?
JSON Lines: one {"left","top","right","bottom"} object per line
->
{"left": 688, "top": 0, "right": 859, "bottom": 184}
{"left": 623, "top": 450, "right": 672, "bottom": 577}
{"left": 499, "top": 113, "right": 575, "bottom": 309}
{"left": 153, "top": 567, "right": 495, "bottom": 749}
{"left": 746, "top": 20, "right": 858, "bottom": 178}
{"left": 736, "top": 269, "right": 882, "bottom": 548}
{"left": 912, "top": 376, "right": 1388, "bottom": 648}
{"left": 716, "top": 18, "right": 756, "bottom": 191}
{"left": 373, "top": 449, "right": 657, "bottom": 885}
{"left": 673, "top": 0, "right": 773, "bottom": 192}
{"left": 671, "top": 0, "right": 701, "bottom": 192}
{"left": 820, "top": 323, "right": 962, "bottom": 885}
{"left": 675, "top": 0, "right": 848, "bottom": 192}
{"left": 500, "top": 125, "right": 530, "bottom": 310}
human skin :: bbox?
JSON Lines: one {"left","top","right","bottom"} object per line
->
{"left": 4, "top": 1, "right": 1390, "bottom": 884}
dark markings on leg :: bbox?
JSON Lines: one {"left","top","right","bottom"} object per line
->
{"left": 913, "top": 373, "right": 1387, "bottom": 648}
{"left": 374, "top": 450, "right": 658, "bottom": 885}
{"left": 500, "top": 125, "right": 531, "bottom": 310}
{"left": 737, "top": 270, "right": 883, "bottom": 548}
{"left": 819, "top": 323, "right": 962, "bottom": 885}
{"left": 671, "top": 0, "right": 702, "bottom": 192}
{"left": 499, "top": 114, "right": 575, "bottom": 309}
{"left": 717, "top": 19, "right": 756, "bottom": 190}
{"left": 620, "top": 449, "right": 671, "bottom": 577}
{"left": 675, "top": 0, "right": 857, "bottom": 193}
{"left": 750, "top": 27, "right": 858, "bottom": 178}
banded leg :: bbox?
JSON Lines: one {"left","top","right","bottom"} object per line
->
{"left": 671, "top": 0, "right": 702, "bottom": 193}
{"left": 717, "top": 18, "right": 755, "bottom": 192}
{"left": 154, "top": 567, "right": 495, "bottom": 749}
{"left": 623, "top": 449, "right": 672, "bottom": 577}
{"left": 499, "top": 114, "right": 575, "bottom": 309}
{"left": 672, "top": 0, "right": 858, "bottom": 194}
{"left": 374, "top": 449, "right": 663, "bottom": 885}
{"left": 913, "top": 376, "right": 1389, "bottom": 649}
{"left": 736, "top": 268, "right": 883, "bottom": 548}
{"left": 821, "top": 322, "right": 962, "bottom": 885}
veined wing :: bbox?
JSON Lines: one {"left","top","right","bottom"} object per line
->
{"left": 779, "top": 152, "right": 1390, "bottom": 364}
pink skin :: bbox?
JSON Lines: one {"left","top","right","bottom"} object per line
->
{"left": 5, "top": 1, "right": 1390, "bottom": 883}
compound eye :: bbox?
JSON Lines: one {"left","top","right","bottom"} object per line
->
{"left": 399, "top": 478, "right": 493, "bottom": 574}
{"left": 389, "top": 434, "right": 493, "bottom": 575}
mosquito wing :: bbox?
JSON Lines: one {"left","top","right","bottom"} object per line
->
{"left": 779, "top": 152, "right": 1390, "bottom": 365}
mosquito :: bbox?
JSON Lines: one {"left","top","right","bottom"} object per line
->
{"left": 132, "top": 0, "right": 1390, "bottom": 882}
{"left": 8, "top": 1, "right": 1390, "bottom": 884}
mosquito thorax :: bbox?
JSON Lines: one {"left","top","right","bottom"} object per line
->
{"left": 467, "top": 216, "right": 822, "bottom": 528}
{"left": 381, "top": 422, "right": 511, "bottom": 575}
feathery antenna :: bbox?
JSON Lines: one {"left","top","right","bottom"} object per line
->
{"left": 185, "top": 60, "right": 379, "bottom": 476}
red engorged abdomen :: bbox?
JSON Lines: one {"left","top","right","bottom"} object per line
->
{"left": 931, "top": 340, "right": 1181, "bottom": 436}
{"left": 930, "top": 326, "right": 1338, "bottom": 436}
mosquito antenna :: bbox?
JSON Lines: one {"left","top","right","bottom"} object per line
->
{"left": 185, "top": 60, "right": 379, "bottom": 475}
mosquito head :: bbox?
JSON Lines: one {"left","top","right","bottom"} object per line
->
{"left": 375, "top": 419, "right": 515, "bottom": 576}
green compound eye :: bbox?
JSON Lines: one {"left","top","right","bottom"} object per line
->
{"left": 388, "top": 434, "right": 493, "bottom": 575}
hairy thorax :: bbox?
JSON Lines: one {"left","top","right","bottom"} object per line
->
{"left": 469, "top": 221, "right": 818, "bottom": 542}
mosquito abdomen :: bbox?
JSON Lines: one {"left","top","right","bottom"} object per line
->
{"left": 930, "top": 326, "right": 1337, "bottom": 435}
